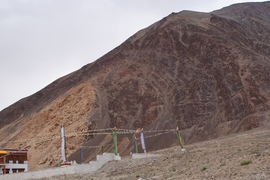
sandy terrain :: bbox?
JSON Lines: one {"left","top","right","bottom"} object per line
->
{"left": 36, "top": 124, "right": 270, "bottom": 180}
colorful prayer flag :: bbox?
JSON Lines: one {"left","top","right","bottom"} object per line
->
{"left": 61, "top": 126, "right": 66, "bottom": 162}
{"left": 140, "top": 132, "right": 146, "bottom": 151}
{"left": 113, "top": 130, "right": 118, "bottom": 155}
{"left": 176, "top": 129, "right": 183, "bottom": 148}
{"left": 80, "top": 148, "right": 83, "bottom": 163}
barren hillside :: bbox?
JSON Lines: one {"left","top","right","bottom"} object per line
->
{"left": 38, "top": 125, "right": 270, "bottom": 180}
{"left": 0, "top": 1, "right": 270, "bottom": 171}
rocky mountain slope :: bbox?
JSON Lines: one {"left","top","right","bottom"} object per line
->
{"left": 0, "top": 1, "right": 270, "bottom": 170}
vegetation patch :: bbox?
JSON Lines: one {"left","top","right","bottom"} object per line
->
{"left": 201, "top": 167, "right": 207, "bottom": 171}
{"left": 240, "top": 160, "right": 252, "bottom": 166}
{"left": 171, "top": 167, "right": 176, "bottom": 172}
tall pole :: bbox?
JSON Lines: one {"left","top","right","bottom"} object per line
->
{"left": 61, "top": 125, "right": 66, "bottom": 162}
{"left": 80, "top": 148, "right": 83, "bottom": 164}
{"left": 134, "top": 138, "right": 138, "bottom": 153}
{"left": 58, "top": 150, "right": 60, "bottom": 167}
{"left": 140, "top": 128, "right": 146, "bottom": 154}
{"left": 113, "top": 127, "right": 118, "bottom": 155}
{"left": 176, "top": 127, "right": 183, "bottom": 149}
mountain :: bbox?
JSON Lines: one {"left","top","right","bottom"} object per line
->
{"left": 1, "top": 1, "right": 270, "bottom": 170}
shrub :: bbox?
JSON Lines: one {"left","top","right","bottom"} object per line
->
{"left": 240, "top": 160, "right": 252, "bottom": 166}
{"left": 201, "top": 167, "right": 207, "bottom": 171}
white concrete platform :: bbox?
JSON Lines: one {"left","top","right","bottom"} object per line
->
{"left": 0, "top": 153, "right": 121, "bottom": 180}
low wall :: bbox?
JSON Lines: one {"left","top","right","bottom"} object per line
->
{"left": 132, "top": 153, "right": 161, "bottom": 159}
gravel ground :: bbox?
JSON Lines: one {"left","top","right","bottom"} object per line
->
{"left": 38, "top": 125, "right": 270, "bottom": 180}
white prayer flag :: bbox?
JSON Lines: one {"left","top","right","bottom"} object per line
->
{"left": 61, "top": 127, "right": 66, "bottom": 162}
{"left": 140, "top": 132, "right": 146, "bottom": 151}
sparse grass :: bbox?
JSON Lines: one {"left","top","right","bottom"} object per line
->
{"left": 240, "top": 160, "right": 252, "bottom": 166}
{"left": 220, "top": 163, "right": 226, "bottom": 166}
{"left": 201, "top": 167, "right": 207, "bottom": 171}
{"left": 170, "top": 167, "right": 176, "bottom": 172}
{"left": 136, "top": 174, "right": 140, "bottom": 178}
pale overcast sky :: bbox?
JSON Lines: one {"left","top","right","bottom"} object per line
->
{"left": 0, "top": 0, "right": 265, "bottom": 111}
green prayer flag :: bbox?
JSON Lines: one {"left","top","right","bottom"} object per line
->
{"left": 134, "top": 139, "right": 138, "bottom": 153}
{"left": 113, "top": 130, "right": 118, "bottom": 155}
{"left": 177, "top": 130, "right": 183, "bottom": 148}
